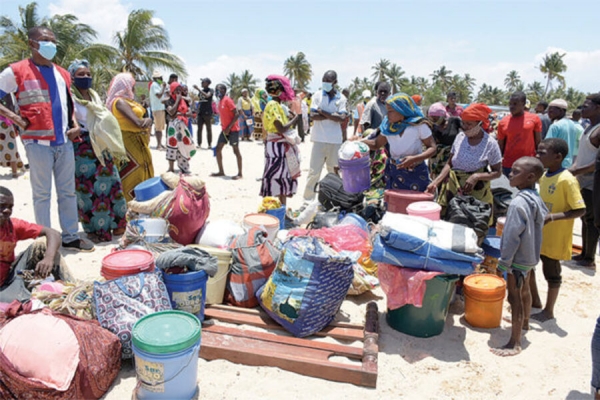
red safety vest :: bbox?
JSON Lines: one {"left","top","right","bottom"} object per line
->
{"left": 10, "top": 59, "right": 72, "bottom": 141}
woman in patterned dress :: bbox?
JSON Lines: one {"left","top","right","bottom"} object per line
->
{"left": 0, "top": 94, "right": 25, "bottom": 178}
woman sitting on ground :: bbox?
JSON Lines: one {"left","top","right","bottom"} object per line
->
{"left": 427, "top": 102, "right": 462, "bottom": 179}
{"left": 106, "top": 73, "right": 154, "bottom": 202}
{"left": 259, "top": 75, "right": 300, "bottom": 206}
{"left": 68, "top": 59, "right": 128, "bottom": 242}
{"left": 361, "top": 93, "right": 436, "bottom": 192}
{"left": 426, "top": 103, "right": 502, "bottom": 220}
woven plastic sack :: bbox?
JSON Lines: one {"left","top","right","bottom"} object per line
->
{"left": 257, "top": 236, "right": 354, "bottom": 337}
{"left": 93, "top": 271, "right": 171, "bottom": 359}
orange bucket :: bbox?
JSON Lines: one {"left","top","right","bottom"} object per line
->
{"left": 463, "top": 274, "right": 506, "bottom": 328}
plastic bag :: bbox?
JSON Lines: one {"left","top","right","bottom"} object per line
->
{"left": 378, "top": 262, "right": 441, "bottom": 309}
{"left": 338, "top": 141, "right": 370, "bottom": 160}
{"left": 196, "top": 220, "right": 245, "bottom": 248}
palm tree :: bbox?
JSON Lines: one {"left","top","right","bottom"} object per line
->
{"left": 449, "top": 75, "right": 472, "bottom": 103}
{"left": 0, "top": 2, "right": 43, "bottom": 69}
{"left": 504, "top": 70, "right": 522, "bottom": 93}
{"left": 462, "top": 73, "right": 476, "bottom": 93}
{"left": 223, "top": 72, "right": 240, "bottom": 99}
{"left": 538, "top": 52, "right": 567, "bottom": 99}
{"left": 386, "top": 63, "right": 407, "bottom": 93}
{"left": 476, "top": 84, "right": 506, "bottom": 105}
{"left": 412, "top": 76, "right": 429, "bottom": 93}
{"left": 236, "top": 70, "right": 258, "bottom": 100}
{"left": 113, "top": 9, "right": 186, "bottom": 80}
{"left": 430, "top": 66, "right": 453, "bottom": 93}
{"left": 371, "top": 58, "right": 390, "bottom": 83}
{"left": 283, "top": 52, "right": 312, "bottom": 90}
{"left": 526, "top": 81, "right": 545, "bottom": 105}
{"left": 347, "top": 76, "right": 373, "bottom": 106}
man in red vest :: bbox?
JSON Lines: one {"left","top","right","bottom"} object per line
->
{"left": 0, "top": 26, "right": 94, "bottom": 252}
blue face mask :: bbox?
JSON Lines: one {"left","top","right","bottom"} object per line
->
{"left": 322, "top": 82, "right": 333, "bottom": 92}
{"left": 74, "top": 76, "right": 92, "bottom": 90}
{"left": 34, "top": 40, "right": 57, "bottom": 61}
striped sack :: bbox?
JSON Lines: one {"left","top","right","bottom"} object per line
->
{"left": 227, "top": 227, "right": 280, "bottom": 307}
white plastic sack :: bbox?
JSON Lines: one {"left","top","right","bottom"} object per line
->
{"left": 196, "top": 220, "right": 245, "bottom": 248}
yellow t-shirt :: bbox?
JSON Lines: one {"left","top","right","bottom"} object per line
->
{"left": 112, "top": 98, "right": 146, "bottom": 133}
{"left": 262, "top": 101, "right": 288, "bottom": 134}
{"left": 540, "top": 169, "right": 585, "bottom": 260}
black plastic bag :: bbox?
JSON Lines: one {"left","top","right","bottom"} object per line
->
{"left": 445, "top": 195, "right": 492, "bottom": 246}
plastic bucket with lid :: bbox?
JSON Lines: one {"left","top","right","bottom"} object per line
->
{"left": 265, "top": 206, "right": 286, "bottom": 230}
{"left": 101, "top": 250, "right": 155, "bottom": 281}
{"left": 162, "top": 270, "right": 208, "bottom": 321}
{"left": 406, "top": 201, "right": 442, "bottom": 221}
{"left": 384, "top": 189, "right": 434, "bottom": 214}
{"left": 129, "top": 218, "right": 170, "bottom": 243}
{"left": 189, "top": 245, "right": 231, "bottom": 305}
{"left": 496, "top": 217, "right": 506, "bottom": 237}
{"left": 386, "top": 274, "right": 459, "bottom": 337}
{"left": 338, "top": 156, "right": 371, "bottom": 193}
{"left": 464, "top": 274, "right": 506, "bottom": 329}
{"left": 134, "top": 177, "right": 169, "bottom": 202}
{"left": 132, "top": 310, "right": 201, "bottom": 400}
{"left": 243, "top": 213, "right": 279, "bottom": 242}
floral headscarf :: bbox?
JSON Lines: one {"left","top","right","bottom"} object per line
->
{"left": 380, "top": 92, "right": 426, "bottom": 136}
{"left": 105, "top": 73, "right": 135, "bottom": 110}
{"left": 67, "top": 59, "right": 90, "bottom": 77}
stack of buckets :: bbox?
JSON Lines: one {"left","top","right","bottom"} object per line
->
{"left": 384, "top": 189, "right": 435, "bottom": 214}
{"left": 189, "top": 245, "right": 232, "bottom": 305}
{"left": 132, "top": 310, "right": 201, "bottom": 399}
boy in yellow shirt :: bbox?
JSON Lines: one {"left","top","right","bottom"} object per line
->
{"left": 531, "top": 138, "right": 585, "bottom": 322}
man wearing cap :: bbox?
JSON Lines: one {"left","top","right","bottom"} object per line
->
{"left": 569, "top": 93, "right": 600, "bottom": 268}
{"left": 193, "top": 78, "right": 214, "bottom": 149}
{"left": 353, "top": 89, "right": 371, "bottom": 136}
{"left": 497, "top": 91, "right": 542, "bottom": 177}
{"left": 546, "top": 98, "right": 578, "bottom": 168}
{"left": 149, "top": 71, "right": 167, "bottom": 150}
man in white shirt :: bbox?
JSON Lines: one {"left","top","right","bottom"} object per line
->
{"left": 302, "top": 70, "right": 347, "bottom": 202}
{"left": 149, "top": 71, "right": 167, "bottom": 150}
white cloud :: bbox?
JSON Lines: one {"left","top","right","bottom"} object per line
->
{"left": 151, "top": 17, "right": 164, "bottom": 27}
{"left": 48, "top": 0, "right": 130, "bottom": 45}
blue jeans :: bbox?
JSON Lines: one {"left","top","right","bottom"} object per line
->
{"left": 593, "top": 315, "right": 600, "bottom": 390}
{"left": 24, "top": 141, "right": 79, "bottom": 243}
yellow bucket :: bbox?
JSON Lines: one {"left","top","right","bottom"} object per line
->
{"left": 189, "top": 245, "right": 231, "bottom": 305}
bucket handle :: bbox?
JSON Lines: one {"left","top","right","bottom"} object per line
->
{"left": 135, "top": 343, "right": 199, "bottom": 388}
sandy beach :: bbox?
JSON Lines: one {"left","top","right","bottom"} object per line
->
{"left": 3, "top": 125, "right": 598, "bottom": 400}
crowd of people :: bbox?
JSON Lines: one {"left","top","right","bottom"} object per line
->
{"left": 0, "top": 25, "right": 600, "bottom": 389}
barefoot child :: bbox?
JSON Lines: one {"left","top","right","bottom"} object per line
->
{"left": 492, "top": 156, "right": 547, "bottom": 356}
{"left": 530, "top": 138, "right": 585, "bottom": 322}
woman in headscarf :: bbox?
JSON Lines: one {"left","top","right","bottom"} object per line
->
{"left": 68, "top": 60, "right": 128, "bottom": 242}
{"left": 106, "top": 72, "right": 153, "bottom": 202}
{"left": 362, "top": 93, "right": 436, "bottom": 191}
{"left": 251, "top": 88, "right": 268, "bottom": 141}
{"left": 237, "top": 88, "right": 254, "bottom": 141}
{"left": 260, "top": 75, "right": 300, "bottom": 205}
{"left": 427, "top": 101, "right": 462, "bottom": 179}
{"left": 165, "top": 82, "right": 196, "bottom": 174}
{"left": 426, "top": 103, "right": 502, "bottom": 221}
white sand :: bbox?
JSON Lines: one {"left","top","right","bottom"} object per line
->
{"left": 4, "top": 125, "right": 598, "bottom": 400}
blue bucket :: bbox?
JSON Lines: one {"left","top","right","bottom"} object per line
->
{"left": 134, "top": 177, "right": 169, "bottom": 202}
{"left": 265, "top": 206, "right": 286, "bottom": 230}
{"left": 162, "top": 270, "right": 208, "bottom": 321}
{"left": 132, "top": 311, "right": 201, "bottom": 400}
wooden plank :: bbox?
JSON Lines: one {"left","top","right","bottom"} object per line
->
{"left": 200, "top": 330, "right": 377, "bottom": 388}
{"left": 203, "top": 324, "right": 363, "bottom": 359}
{"left": 204, "top": 305, "right": 364, "bottom": 342}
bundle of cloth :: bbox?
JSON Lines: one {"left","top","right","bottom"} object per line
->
{"left": 371, "top": 212, "right": 482, "bottom": 275}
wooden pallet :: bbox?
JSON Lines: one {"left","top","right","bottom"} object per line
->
{"left": 199, "top": 302, "right": 379, "bottom": 388}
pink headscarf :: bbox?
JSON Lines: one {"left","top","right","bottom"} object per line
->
{"left": 105, "top": 73, "right": 136, "bottom": 110}
{"left": 265, "top": 74, "right": 295, "bottom": 102}
{"left": 427, "top": 102, "right": 448, "bottom": 118}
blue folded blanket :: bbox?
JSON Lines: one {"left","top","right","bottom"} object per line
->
{"left": 372, "top": 235, "right": 478, "bottom": 275}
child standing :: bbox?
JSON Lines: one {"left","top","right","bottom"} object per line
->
{"left": 530, "top": 138, "right": 585, "bottom": 322}
{"left": 492, "top": 156, "right": 547, "bottom": 357}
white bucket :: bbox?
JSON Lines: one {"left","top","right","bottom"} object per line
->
{"left": 189, "top": 245, "right": 231, "bottom": 305}
{"left": 130, "top": 218, "right": 170, "bottom": 243}
{"left": 242, "top": 213, "right": 279, "bottom": 242}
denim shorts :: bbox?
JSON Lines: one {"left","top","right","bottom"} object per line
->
{"left": 218, "top": 130, "right": 239, "bottom": 146}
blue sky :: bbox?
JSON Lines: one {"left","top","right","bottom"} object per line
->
{"left": 3, "top": 0, "right": 600, "bottom": 93}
